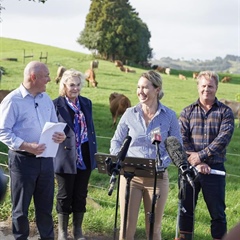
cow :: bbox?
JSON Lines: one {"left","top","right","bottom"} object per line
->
{"left": 219, "top": 99, "right": 240, "bottom": 127}
{"left": 0, "top": 89, "right": 13, "bottom": 103}
{"left": 193, "top": 72, "right": 199, "bottom": 79}
{"left": 109, "top": 92, "right": 131, "bottom": 127}
{"left": 119, "top": 66, "right": 136, "bottom": 73}
{"left": 165, "top": 67, "right": 171, "bottom": 75}
{"left": 114, "top": 60, "right": 123, "bottom": 68}
{"left": 221, "top": 76, "right": 231, "bottom": 83}
{"left": 125, "top": 67, "right": 136, "bottom": 73}
{"left": 179, "top": 74, "right": 187, "bottom": 80}
{"left": 85, "top": 69, "right": 98, "bottom": 88}
{"left": 55, "top": 66, "right": 66, "bottom": 84}
{"left": 90, "top": 60, "right": 99, "bottom": 69}
{"left": 152, "top": 65, "right": 166, "bottom": 74}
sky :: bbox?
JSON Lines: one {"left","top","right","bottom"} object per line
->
{"left": 0, "top": 0, "right": 239, "bottom": 61}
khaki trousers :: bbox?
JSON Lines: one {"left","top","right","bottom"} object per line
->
{"left": 119, "top": 170, "right": 169, "bottom": 240}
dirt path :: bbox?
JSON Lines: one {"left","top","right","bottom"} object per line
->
{"left": 0, "top": 221, "right": 113, "bottom": 240}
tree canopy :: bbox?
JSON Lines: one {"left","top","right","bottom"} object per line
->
{"left": 77, "top": 0, "right": 152, "bottom": 63}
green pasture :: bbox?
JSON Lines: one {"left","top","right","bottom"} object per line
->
{"left": 0, "top": 37, "right": 240, "bottom": 239}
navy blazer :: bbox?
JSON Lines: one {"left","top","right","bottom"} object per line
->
{"left": 53, "top": 96, "right": 97, "bottom": 174}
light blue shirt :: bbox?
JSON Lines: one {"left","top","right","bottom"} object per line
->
{"left": 0, "top": 84, "right": 58, "bottom": 150}
{"left": 110, "top": 102, "right": 182, "bottom": 168}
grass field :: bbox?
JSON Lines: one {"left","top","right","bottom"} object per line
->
{"left": 0, "top": 37, "right": 240, "bottom": 239}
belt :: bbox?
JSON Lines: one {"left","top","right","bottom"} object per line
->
{"left": 15, "top": 151, "right": 36, "bottom": 157}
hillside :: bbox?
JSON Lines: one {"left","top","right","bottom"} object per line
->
{"left": 151, "top": 55, "right": 240, "bottom": 74}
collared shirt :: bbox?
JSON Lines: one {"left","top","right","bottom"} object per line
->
{"left": 110, "top": 102, "right": 182, "bottom": 168}
{"left": 179, "top": 98, "right": 235, "bottom": 164}
{"left": 0, "top": 84, "right": 58, "bottom": 150}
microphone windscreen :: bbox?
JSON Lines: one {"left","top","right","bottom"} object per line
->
{"left": 164, "top": 136, "right": 187, "bottom": 168}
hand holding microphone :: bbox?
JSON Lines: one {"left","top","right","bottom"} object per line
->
{"left": 108, "top": 136, "right": 132, "bottom": 196}
{"left": 195, "top": 163, "right": 226, "bottom": 176}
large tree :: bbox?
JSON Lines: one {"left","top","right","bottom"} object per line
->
{"left": 77, "top": 0, "right": 152, "bottom": 63}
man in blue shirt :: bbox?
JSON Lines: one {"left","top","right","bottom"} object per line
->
{"left": 0, "top": 61, "right": 66, "bottom": 240}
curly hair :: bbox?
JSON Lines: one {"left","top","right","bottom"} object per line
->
{"left": 59, "top": 69, "right": 86, "bottom": 96}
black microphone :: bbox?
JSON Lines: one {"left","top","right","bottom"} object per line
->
{"left": 151, "top": 127, "right": 165, "bottom": 172}
{"left": 108, "top": 136, "right": 132, "bottom": 196}
{"left": 35, "top": 103, "right": 38, "bottom": 108}
{"left": 164, "top": 136, "right": 195, "bottom": 188}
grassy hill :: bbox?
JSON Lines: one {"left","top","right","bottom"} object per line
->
{"left": 0, "top": 37, "right": 240, "bottom": 239}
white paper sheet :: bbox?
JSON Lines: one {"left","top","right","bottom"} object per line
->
{"left": 36, "top": 122, "right": 66, "bottom": 158}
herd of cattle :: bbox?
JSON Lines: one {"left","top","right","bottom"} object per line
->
{"left": 0, "top": 61, "right": 239, "bottom": 127}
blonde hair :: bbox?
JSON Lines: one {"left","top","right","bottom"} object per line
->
{"left": 141, "top": 70, "right": 164, "bottom": 100}
{"left": 59, "top": 69, "right": 85, "bottom": 96}
{"left": 197, "top": 70, "right": 219, "bottom": 86}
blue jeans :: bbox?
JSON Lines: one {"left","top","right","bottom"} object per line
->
{"left": 179, "top": 164, "right": 226, "bottom": 239}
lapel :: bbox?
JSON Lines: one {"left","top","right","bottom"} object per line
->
{"left": 56, "top": 97, "right": 75, "bottom": 130}
{"left": 55, "top": 96, "right": 90, "bottom": 131}
{"left": 78, "top": 96, "right": 89, "bottom": 123}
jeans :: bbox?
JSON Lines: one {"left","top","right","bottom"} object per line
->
{"left": 179, "top": 163, "right": 226, "bottom": 239}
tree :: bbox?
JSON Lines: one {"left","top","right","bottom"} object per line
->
{"left": 77, "top": 0, "right": 152, "bottom": 63}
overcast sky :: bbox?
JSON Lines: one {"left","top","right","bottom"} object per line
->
{"left": 0, "top": 0, "right": 239, "bottom": 61}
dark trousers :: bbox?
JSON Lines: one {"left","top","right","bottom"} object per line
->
{"left": 179, "top": 164, "right": 226, "bottom": 239}
{"left": 8, "top": 150, "right": 54, "bottom": 240}
{"left": 55, "top": 168, "right": 91, "bottom": 214}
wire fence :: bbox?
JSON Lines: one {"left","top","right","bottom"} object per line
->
{"left": 1, "top": 134, "right": 240, "bottom": 180}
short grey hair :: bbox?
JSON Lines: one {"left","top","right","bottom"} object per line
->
{"left": 140, "top": 70, "right": 164, "bottom": 100}
{"left": 59, "top": 69, "right": 85, "bottom": 96}
{"left": 197, "top": 70, "right": 219, "bottom": 87}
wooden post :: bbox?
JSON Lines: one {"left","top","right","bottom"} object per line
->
{"left": 23, "top": 49, "right": 34, "bottom": 63}
{"left": 39, "top": 52, "right": 48, "bottom": 63}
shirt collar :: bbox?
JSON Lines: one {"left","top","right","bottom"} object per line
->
{"left": 194, "top": 98, "right": 219, "bottom": 107}
{"left": 134, "top": 101, "right": 166, "bottom": 114}
{"left": 19, "top": 84, "right": 43, "bottom": 99}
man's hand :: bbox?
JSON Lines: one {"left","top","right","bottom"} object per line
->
{"left": 195, "top": 163, "right": 211, "bottom": 174}
{"left": 19, "top": 142, "right": 46, "bottom": 155}
{"left": 186, "top": 151, "right": 201, "bottom": 166}
{"left": 52, "top": 132, "right": 66, "bottom": 143}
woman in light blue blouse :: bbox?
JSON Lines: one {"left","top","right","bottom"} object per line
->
{"left": 110, "top": 70, "right": 182, "bottom": 240}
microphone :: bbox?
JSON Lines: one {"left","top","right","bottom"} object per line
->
{"left": 164, "top": 136, "right": 196, "bottom": 188}
{"left": 151, "top": 127, "right": 162, "bottom": 144}
{"left": 35, "top": 103, "right": 38, "bottom": 108}
{"left": 210, "top": 169, "right": 225, "bottom": 176}
{"left": 195, "top": 169, "right": 225, "bottom": 176}
{"left": 108, "top": 136, "right": 132, "bottom": 196}
{"left": 151, "top": 127, "right": 165, "bottom": 172}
